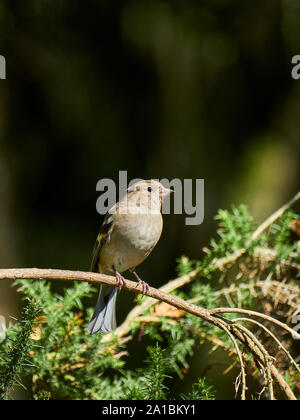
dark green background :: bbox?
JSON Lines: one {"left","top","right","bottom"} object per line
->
{"left": 0, "top": 0, "right": 299, "bottom": 399}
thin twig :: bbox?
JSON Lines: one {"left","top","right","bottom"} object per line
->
{"left": 211, "top": 191, "right": 300, "bottom": 270}
{"left": 210, "top": 307, "right": 299, "bottom": 339}
{"left": 233, "top": 323, "right": 275, "bottom": 400}
{"left": 219, "top": 322, "right": 247, "bottom": 400}
{"left": 251, "top": 191, "right": 300, "bottom": 240}
{"left": 232, "top": 317, "right": 300, "bottom": 374}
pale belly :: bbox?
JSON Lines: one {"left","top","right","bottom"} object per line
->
{"left": 99, "top": 213, "right": 163, "bottom": 274}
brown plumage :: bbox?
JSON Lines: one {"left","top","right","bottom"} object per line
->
{"left": 88, "top": 179, "right": 172, "bottom": 334}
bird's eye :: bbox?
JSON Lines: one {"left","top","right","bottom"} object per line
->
{"left": 147, "top": 186, "right": 152, "bottom": 192}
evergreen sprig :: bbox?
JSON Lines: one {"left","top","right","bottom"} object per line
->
{"left": 0, "top": 299, "right": 41, "bottom": 399}
{"left": 181, "top": 378, "right": 215, "bottom": 400}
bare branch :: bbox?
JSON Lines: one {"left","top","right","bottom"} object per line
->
{"left": 219, "top": 322, "right": 247, "bottom": 400}
{"left": 232, "top": 317, "right": 300, "bottom": 374}
{"left": 210, "top": 307, "right": 299, "bottom": 339}
{"left": 251, "top": 191, "right": 300, "bottom": 240}
{"left": 0, "top": 266, "right": 299, "bottom": 399}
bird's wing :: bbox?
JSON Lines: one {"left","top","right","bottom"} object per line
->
{"left": 90, "top": 212, "right": 114, "bottom": 272}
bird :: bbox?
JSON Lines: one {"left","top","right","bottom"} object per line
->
{"left": 88, "top": 179, "right": 173, "bottom": 334}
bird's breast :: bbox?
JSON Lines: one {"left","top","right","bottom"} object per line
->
{"left": 99, "top": 213, "right": 163, "bottom": 273}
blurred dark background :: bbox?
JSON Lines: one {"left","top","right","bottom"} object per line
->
{"left": 0, "top": 0, "right": 299, "bottom": 399}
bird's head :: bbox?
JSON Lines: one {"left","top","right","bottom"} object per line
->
{"left": 126, "top": 180, "right": 173, "bottom": 213}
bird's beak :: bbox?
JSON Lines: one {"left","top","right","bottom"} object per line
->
{"left": 160, "top": 187, "right": 174, "bottom": 198}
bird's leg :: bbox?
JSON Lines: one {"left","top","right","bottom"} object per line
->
{"left": 114, "top": 269, "right": 126, "bottom": 292}
{"left": 132, "top": 271, "right": 149, "bottom": 295}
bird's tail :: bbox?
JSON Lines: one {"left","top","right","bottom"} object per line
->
{"left": 88, "top": 285, "right": 117, "bottom": 334}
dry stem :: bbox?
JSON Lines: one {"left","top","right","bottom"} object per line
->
{"left": 0, "top": 267, "right": 298, "bottom": 399}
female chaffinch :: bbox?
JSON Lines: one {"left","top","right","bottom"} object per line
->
{"left": 88, "top": 179, "right": 172, "bottom": 334}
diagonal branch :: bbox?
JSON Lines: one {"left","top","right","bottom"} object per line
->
{"left": 1, "top": 267, "right": 298, "bottom": 339}
{"left": 0, "top": 267, "right": 298, "bottom": 399}
{"left": 211, "top": 190, "right": 300, "bottom": 270}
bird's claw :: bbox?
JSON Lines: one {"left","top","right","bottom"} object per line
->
{"left": 131, "top": 271, "right": 149, "bottom": 295}
{"left": 115, "top": 271, "right": 126, "bottom": 292}
{"left": 136, "top": 279, "right": 149, "bottom": 295}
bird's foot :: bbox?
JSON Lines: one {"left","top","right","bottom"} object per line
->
{"left": 115, "top": 271, "right": 126, "bottom": 292}
{"left": 132, "top": 271, "right": 149, "bottom": 295}
{"left": 137, "top": 279, "right": 149, "bottom": 295}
